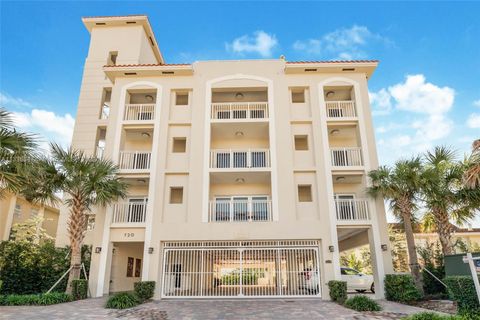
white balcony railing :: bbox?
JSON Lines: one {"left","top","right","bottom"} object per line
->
{"left": 112, "top": 198, "right": 148, "bottom": 224}
{"left": 326, "top": 101, "right": 356, "bottom": 118}
{"left": 210, "top": 149, "right": 270, "bottom": 169}
{"left": 330, "top": 147, "right": 363, "bottom": 167}
{"left": 211, "top": 102, "right": 269, "bottom": 120}
{"left": 209, "top": 199, "right": 272, "bottom": 222}
{"left": 335, "top": 199, "right": 370, "bottom": 221}
{"left": 119, "top": 151, "right": 151, "bottom": 170}
{"left": 124, "top": 104, "right": 156, "bottom": 121}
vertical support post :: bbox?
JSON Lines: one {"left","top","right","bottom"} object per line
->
{"left": 467, "top": 253, "right": 480, "bottom": 304}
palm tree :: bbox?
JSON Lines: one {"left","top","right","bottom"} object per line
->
{"left": 0, "top": 108, "right": 37, "bottom": 196}
{"left": 25, "top": 143, "right": 127, "bottom": 293}
{"left": 367, "top": 158, "right": 424, "bottom": 295}
{"left": 464, "top": 139, "right": 480, "bottom": 189}
{"left": 421, "top": 146, "right": 479, "bottom": 256}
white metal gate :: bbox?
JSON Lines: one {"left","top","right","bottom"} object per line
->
{"left": 161, "top": 240, "right": 321, "bottom": 298}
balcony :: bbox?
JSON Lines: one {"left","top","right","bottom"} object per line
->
{"left": 209, "top": 197, "right": 272, "bottom": 222}
{"left": 112, "top": 198, "right": 147, "bottom": 224}
{"left": 119, "top": 151, "right": 151, "bottom": 171}
{"left": 210, "top": 149, "right": 270, "bottom": 170}
{"left": 211, "top": 102, "right": 269, "bottom": 121}
{"left": 330, "top": 147, "right": 363, "bottom": 168}
{"left": 326, "top": 101, "right": 356, "bottom": 119}
{"left": 124, "top": 104, "right": 155, "bottom": 121}
{"left": 335, "top": 199, "right": 370, "bottom": 223}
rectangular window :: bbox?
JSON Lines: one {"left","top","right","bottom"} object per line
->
{"left": 175, "top": 92, "right": 189, "bottom": 106}
{"left": 294, "top": 135, "right": 309, "bottom": 150}
{"left": 291, "top": 89, "right": 305, "bottom": 103}
{"left": 30, "top": 208, "right": 39, "bottom": 218}
{"left": 172, "top": 137, "right": 187, "bottom": 153}
{"left": 100, "top": 88, "right": 112, "bottom": 119}
{"left": 14, "top": 204, "right": 21, "bottom": 217}
{"left": 108, "top": 51, "right": 118, "bottom": 65}
{"left": 170, "top": 187, "right": 184, "bottom": 204}
{"left": 135, "top": 258, "right": 142, "bottom": 277}
{"left": 126, "top": 257, "right": 134, "bottom": 277}
{"left": 298, "top": 185, "right": 313, "bottom": 202}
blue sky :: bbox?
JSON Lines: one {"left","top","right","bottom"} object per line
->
{"left": 1, "top": 1, "right": 479, "bottom": 162}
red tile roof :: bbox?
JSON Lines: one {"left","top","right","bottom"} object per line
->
{"left": 103, "top": 63, "right": 191, "bottom": 68}
{"left": 286, "top": 60, "right": 379, "bottom": 64}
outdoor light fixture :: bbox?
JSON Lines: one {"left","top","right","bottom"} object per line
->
{"left": 328, "top": 245, "right": 335, "bottom": 252}
{"left": 137, "top": 179, "right": 146, "bottom": 184}
{"left": 145, "top": 94, "right": 154, "bottom": 102}
{"left": 381, "top": 244, "right": 388, "bottom": 252}
{"left": 336, "top": 176, "right": 346, "bottom": 182}
{"left": 141, "top": 132, "right": 151, "bottom": 138}
{"left": 148, "top": 247, "right": 154, "bottom": 254}
{"left": 235, "top": 131, "right": 244, "bottom": 137}
{"left": 95, "top": 247, "right": 102, "bottom": 254}
{"left": 235, "top": 178, "right": 245, "bottom": 184}
{"left": 235, "top": 92, "right": 244, "bottom": 100}
{"left": 330, "top": 129, "right": 340, "bottom": 135}
{"left": 326, "top": 91, "right": 335, "bottom": 98}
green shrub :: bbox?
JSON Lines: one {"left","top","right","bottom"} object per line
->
{"left": 105, "top": 292, "right": 140, "bottom": 309}
{"left": 0, "top": 292, "right": 72, "bottom": 306}
{"left": 401, "top": 312, "right": 464, "bottom": 320}
{"left": 384, "top": 274, "right": 422, "bottom": 302}
{"left": 444, "top": 276, "right": 480, "bottom": 316}
{"left": 71, "top": 279, "right": 88, "bottom": 300}
{"left": 328, "top": 280, "right": 347, "bottom": 304}
{"left": 134, "top": 281, "right": 155, "bottom": 301}
{"left": 0, "top": 240, "right": 91, "bottom": 295}
{"left": 344, "top": 295, "right": 382, "bottom": 312}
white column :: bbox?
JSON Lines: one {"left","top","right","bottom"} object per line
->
{"left": 95, "top": 206, "right": 113, "bottom": 297}
{"left": 2, "top": 195, "right": 17, "bottom": 241}
{"left": 368, "top": 225, "right": 386, "bottom": 299}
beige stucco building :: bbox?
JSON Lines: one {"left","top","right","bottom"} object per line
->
{"left": 0, "top": 193, "right": 60, "bottom": 241}
{"left": 56, "top": 15, "right": 393, "bottom": 300}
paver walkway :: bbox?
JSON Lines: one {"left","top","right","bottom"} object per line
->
{"left": 0, "top": 298, "right": 438, "bottom": 320}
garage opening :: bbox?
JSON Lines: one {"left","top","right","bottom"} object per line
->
{"left": 161, "top": 240, "right": 321, "bottom": 298}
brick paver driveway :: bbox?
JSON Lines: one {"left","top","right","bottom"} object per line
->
{"left": 0, "top": 298, "right": 434, "bottom": 320}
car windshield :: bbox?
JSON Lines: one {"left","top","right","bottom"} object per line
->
{"left": 341, "top": 268, "right": 360, "bottom": 275}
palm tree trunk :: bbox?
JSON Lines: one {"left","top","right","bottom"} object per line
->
{"left": 435, "top": 208, "right": 453, "bottom": 256}
{"left": 66, "top": 197, "right": 87, "bottom": 294}
{"left": 400, "top": 201, "right": 424, "bottom": 295}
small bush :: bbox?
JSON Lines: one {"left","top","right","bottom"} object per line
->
{"left": 134, "top": 281, "right": 155, "bottom": 301}
{"left": 444, "top": 276, "right": 480, "bottom": 317}
{"left": 328, "top": 280, "right": 347, "bottom": 304}
{"left": 401, "top": 312, "right": 464, "bottom": 320}
{"left": 0, "top": 292, "right": 72, "bottom": 306}
{"left": 384, "top": 274, "right": 422, "bottom": 302}
{"left": 105, "top": 292, "right": 140, "bottom": 309}
{"left": 71, "top": 279, "right": 88, "bottom": 300}
{"left": 344, "top": 295, "right": 382, "bottom": 312}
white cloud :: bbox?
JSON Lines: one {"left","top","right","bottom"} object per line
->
{"left": 388, "top": 74, "right": 454, "bottom": 115}
{"left": 473, "top": 99, "right": 480, "bottom": 107}
{"left": 369, "top": 89, "right": 393, "bottom": 115}
{"left": 293, "top": 25, "right": 390, "bottom": 60}
{"left": 0, "top": 92, "right": 75, "bottom": 150}
{"left": 226, "top": 31, "right": 278, "bottom": 57}
{"left": 467, "top": 113, "right": 480, "bottom": 128}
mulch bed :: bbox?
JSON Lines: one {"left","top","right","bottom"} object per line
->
{"left": 410, "top": 300, "right": 457, "bottom": 315}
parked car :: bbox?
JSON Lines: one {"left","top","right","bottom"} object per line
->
{"left": 340, "top": 267, "right": 375, "bottom": 293}
{"left": 298, "top": 268, "right": 320, "bottom": 294}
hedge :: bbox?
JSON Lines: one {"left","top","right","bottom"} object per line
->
{"left": 401, "top": 312, "right": 464, "bottom": 320}
{"left": 444, "top": 276, "right": 480, "bottom": 316}
{"left": 328, "top": 280, "right": 347, "bottom": 304}
{"left": 384, "top": 274, "right": 422, "bottom": 302}
{"left": 0, "top": 292, "right": 72, "bottom": 306}
{"left": 134, "top": 281, "right": 155, "bottom": 301}
{"left": 344, "top": 295, "right": 382, "bottom": 312}
{"left": 71, "top": 279, "right": 88, "bottom": 300}
{"left": 0, "top": 240, "right": 91, "bottom": 295}
{"left": 105, "top": 292, "right": 141, "bottom": 309}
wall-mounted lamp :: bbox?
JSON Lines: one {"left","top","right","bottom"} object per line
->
{"left": 381, "top": 244, "right": 388, "bottom": 252}
{"left": 95, "top": 247, "right": 102, "bottom": 254}
{"left": 328, "top": 245, "right": 335, "bottom": 253}
{"left": 148, "top": 247, "right": 154, "bottom": 254}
